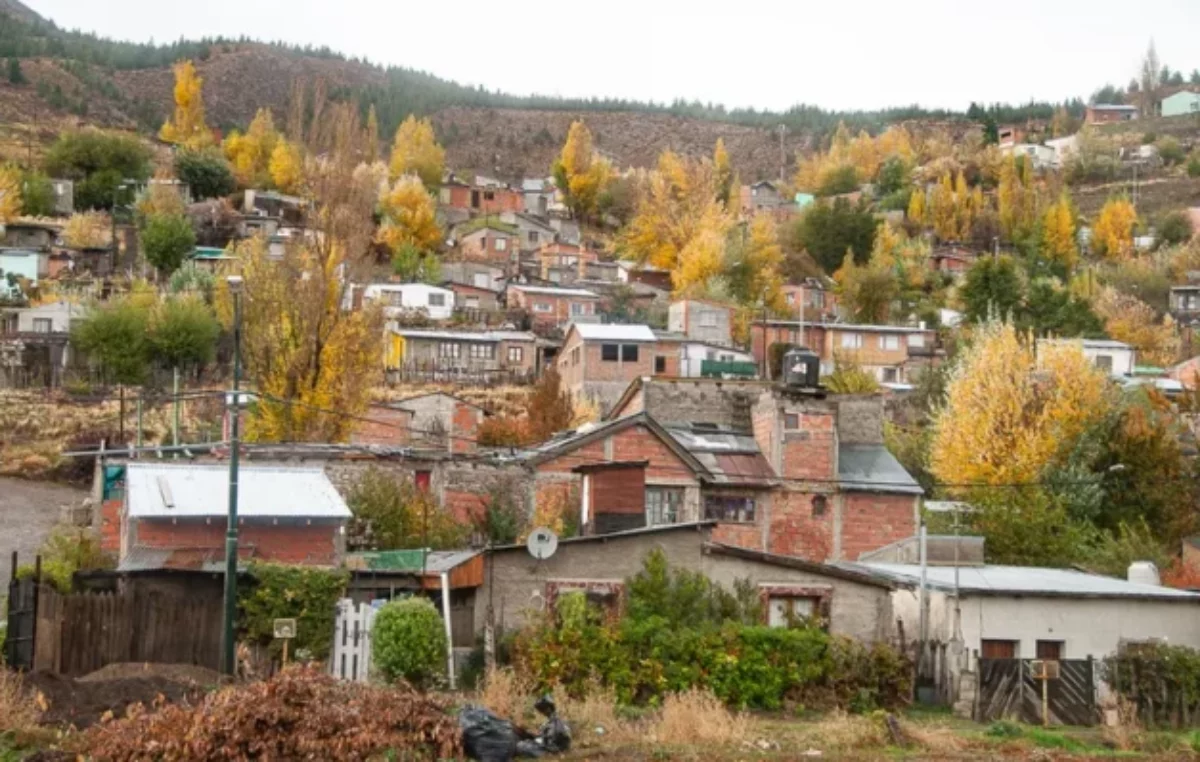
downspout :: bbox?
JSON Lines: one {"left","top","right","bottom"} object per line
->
{"left": 441, "top": 571, "right": 456, "bottom": 690}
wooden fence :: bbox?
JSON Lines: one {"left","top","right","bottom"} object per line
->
{"left": 33, "top": 585, "right": 223, "bottom": 675}
{"left": 330, "top": 598, "right": 377, "bottom": 683}
{"left": 384, "top": 364, "right": 536, "bottom": 387}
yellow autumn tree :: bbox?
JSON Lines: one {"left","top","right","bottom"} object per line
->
{"left": 954, "top": 171, "right": 974, "bottom": 241}
{"left": 223, "top": 108, "right": 280, "bottom": 188}
{"left": 159, "top": 60, "right": 212, "bottom": 149}
{"left": 268, "top": 139, "right": 305, "bottom": 195}
{"left": 997, "top": 154, "right": 1040, "bottom": 243}
{"left": 552, "top": 120, "right": 612, "bottom": 221}
{"left": 377, "top": 175, "right": 442, "bottom": 254}
{"left": 365, "top": 105, "right": 380, "bottom": 164}
{"left": 1093, "top": 287, "right": 1179, "bottom": 366}
{"left": 930, "top": 321, "right": 1112, "bottom": 487}
{"left": 1091, "top": 197, "right": 1138, "bottom": 259}
{"left": 906, "top": 187, "right": 926, "bottom": 226}
{"left": 0, "top": 166, "right": 21, "bottom": 223}
{"left": 61, "top": 211, "right": 111, "bottom": 249}
{"left": 930, "top": 173, "right": 957, "bottom": 241}
{"left": 622, "top": 150, "right": 733, "bottom": 292}
{"left": 388, "top": 115, "right": 444, "bottom": 190}
{"left": 1040, "top": 192, "right": 1078, "bottom": 270}
{"left": 713, "top": 138, "right": 735, "bottom": 208}
{"left": 218, "top": 101, "right": 384, "bottom": 443}
{"left": 737, "top": 213, "right": 788, "bottom": 312}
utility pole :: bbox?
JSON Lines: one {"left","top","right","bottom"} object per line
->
{"left": 221, "top": 275, "right": 244, "bottom": 676}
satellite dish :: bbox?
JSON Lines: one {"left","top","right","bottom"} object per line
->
{"left": 526, "top": 527, "right": 559, "bottom": 560}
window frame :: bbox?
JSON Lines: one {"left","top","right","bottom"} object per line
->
{"left": 495, "top": 236, "right": 508, "bottom": 252}
{"left": 428, "top": 292, "right": 446, "bottom": 307}
{"left": 438, "top": 342, "right": 461, "bottom": 359}
{"left": 645, "top": 486, "right": 684, "bottom": 526}
{"left": 621, "top": 344, "right": 639, "bottom": 362}
{"left": 532, "top": 302, "right": 553, "bottom": 313}
{"left": 507, "top": 346, "right": 524, "bottom": 364}
{"left": 601, "top": 344, "right": 619, "bottom": 362}
{"left": 840, "top": 332, "right": 863, "bottom": 349}
{"left": 468, "top": 343, "right": 495, "bottom": 360}
{"left": 880, "top": 334, "right": 900, "bottom": 351}
{"left": 31, "top": 318, "right": 53, "bottom": 333}
{"left": 654, "top": 355, "right": 667, "bottom": 374}
{"left": 703, "top": 494, "right": 756, "bottom": 523}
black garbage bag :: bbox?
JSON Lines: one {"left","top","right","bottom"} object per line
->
{"left": 459, "top": 705, "right": 525, "bottom": 762}
{"left": 533, "top": 694, "right": 572, "bottom": 753}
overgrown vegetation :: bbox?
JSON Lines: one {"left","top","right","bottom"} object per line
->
{"left": 238, "top": 563, "right": 349, "bottom": 660}
{"left": 345, "top": 467, "right": 465, "bottom": 551}
{"left": 512, "top": 550, "right": 912, "bottom": 710}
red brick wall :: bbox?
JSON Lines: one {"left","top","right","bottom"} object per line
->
{"left": 351, "top": 406, "right": 414, "bottom": 447}
{"left": 445, "top": 489, "right": 489, "bottom": 524}
{"left": 100, "top": 498, "right": 122, "bottom": 553}
{"left": 781, "top": 412, "right": 836, "bottom": 480}
{"left": 609, "top": 426, "right": 690, "bottom": 480}
{"left": 711, "top": 522, "right": 762, "bottom": 550}
{"left": 131, "top": 519, "right": 341, "bottom": 565}
{"left": 451, "top": 401, "right": 482, "bottom": 454}
{"left": 840, "top": 492, "right": 917, "bottom": 561}
{"left": 767, "top": 491, "right": 835, "bottom": 560}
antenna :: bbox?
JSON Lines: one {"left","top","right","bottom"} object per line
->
{"left": 526, "top": 527, "right": 559, "bottom": 561}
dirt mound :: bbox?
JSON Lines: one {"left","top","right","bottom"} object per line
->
{"left": 78, "top": 662, "right": 226, "bottom": 687}
{"left": 24, "top": 670, "right": 206, "bottom": 729}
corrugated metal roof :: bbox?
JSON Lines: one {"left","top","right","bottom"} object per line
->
{"left": 573, "top": 323, "right": 657, "bottom": 342}
{"left": 126, "top": 463, "right": 351, "bottom": 519}
{"left": 117, "top": 545, "right": 257, "bottom": 573}
{"left": 838, "top": 444, "right": 923, "bottom": 495}
{"left": 392, "top": 329, "right": 536, "bottom": 343}
{"left": 664, "top": 424, "right": 774, "bottom": 485}
{"left": 846, "top": 562, "right": 1200, "bottom": 600}
{"left": 349, "top": 549, "right": 479, "bottom": 573}
{"left": 510, "top": 285, "right": 600, "bottom": 298}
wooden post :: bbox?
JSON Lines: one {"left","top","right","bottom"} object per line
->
{"left": 1041, "top": 673, "right": 1049, "bottom": 727}
{"left": 282, "top": 638, "right": 289, "bottom": 666}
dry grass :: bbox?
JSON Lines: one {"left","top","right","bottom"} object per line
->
{"left": 551, "top": 680, "right": 639, "bottom": 746}
{"left": 0, "top": 670, "right": 40, "bottom": 734}
{"left": 648, "top": 688, "right": 749, "bottom": 747}
{"left": 477, "top": 666, "right": 533, "bottom": 722}
{"left": 900, "top": 717, "right": 970, "bottom": 753}
{"left": 371, "top": 383, "right": 532, "bottom": 418}
{"left": 775, "top": 711, "right": 890, "bottom": 752}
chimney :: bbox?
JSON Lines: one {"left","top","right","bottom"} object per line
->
{"left": 1127, "top": 561, "right": 1161, "bottom": 586}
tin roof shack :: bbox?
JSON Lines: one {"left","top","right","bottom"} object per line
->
{"left": 846, "top": 559, "right": 1200, "bottom": 662}
{"left": 478, "top": 522, "right": 896, "bottom": 643}
{"left": 2, "top": 220, "right": 59, "bottom": 251}
{"left": 114, "top": 463, "right": 351, "bottom": 568}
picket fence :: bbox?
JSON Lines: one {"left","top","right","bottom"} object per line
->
{"left": 330, "top": 598, "right": 377, "bottom": 683}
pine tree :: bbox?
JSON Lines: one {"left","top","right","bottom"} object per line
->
{"left": 6, "top": 57, "right": 26, "bottom": 85}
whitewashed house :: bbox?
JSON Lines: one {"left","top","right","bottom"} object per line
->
{"left": 361, "top": 283, "right": 455, "bottom": 321}
{"left": 1038, "top": 338, "right": 1135, "bottom": 378}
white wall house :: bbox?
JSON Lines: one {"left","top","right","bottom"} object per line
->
{"left": 1000, "top": 143, "right": 1057, "bottom": 170}
{"left": 1038, "top": 338, "right": 1136, "bottom": 377}
{"left": 362, "top": 284, "right": 454, "bottom": 321}
{"left": 853, "top": 562, "right": 1200, "bottom": 662}
{"left": 678, "top": 342, "right": 756, "bottom": 378}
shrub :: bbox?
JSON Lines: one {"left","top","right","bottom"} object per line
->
{"left": 149, "top": 295, "right": 220, "bottom": 370}
{"left": 16, "top": 527, "right": 112, "bottom": 593}
{"left": 1158, "top": 210, "right": 1194, "bottom": 246}
{"left": 346, "top": 467, "right": 466, "bottom": 551}
{"left": 372, "top": 597, "right": 448, "bottom": 688}
{"left": 141, "top": 213, "right": 196, "bottom": 275}
{"left": 817, "top": 164, "right": 859, "bottom": 197}
{"left": 1188, "top": 154, "right": 1200, "bottom": 178}
{"left": 238, "top": 563, "right": 347, "bottom": 660}
{"left": 1157, "top": 137, "right": 1186, "bottom": 166}
{"left": 1106, "top": 642, "right": 1200, "bottom": 727}
{"left": 174, "top": 147, "right": 236, "bottom": 200}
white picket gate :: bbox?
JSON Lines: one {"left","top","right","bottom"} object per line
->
{"left": 330, "top": 598, "right": 378, "bottom": 683}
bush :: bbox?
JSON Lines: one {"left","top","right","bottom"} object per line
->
{"left": 1157, "top": 137, "right": 1186, "bottom": 166}
{"left": 346, "top": 467, "right": 465, "bottom": 551}
{"left": 238, "top": 563, "right": 348, "bottom": 660}
{"left": 43, "top": 129, "right": 151, "bottom": 210}
{"left": 174, "top": 148, "right": 236, "bottom": 200}
{"left": 1189, "top": 154, "right": 1200, "bottom": 178}
{"left": 16, "top": 528, "right": 112, "bottom": 593}
{"left": 1106, "top": 642, "right": 1200, "bottom": 727}
{"left": 372, "top": 597, "right": 448, "bottom": 688}
{"left": 817, "top": 164, "right": 859, "bottom": 197}
{"left": 149, "top": 295, "right": 220, "bottom": 370}
{"left": 1158, "top": 210, "right": 1195, "bottom": 246}
{"left": 141, "top": 213, "right": 196, "bottom": 274}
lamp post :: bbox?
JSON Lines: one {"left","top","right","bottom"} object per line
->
{"left": 221, "top": 274, "right": 244, "bottom": 676}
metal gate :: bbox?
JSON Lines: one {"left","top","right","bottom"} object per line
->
{"left": 4, "top": 553, "right": 40, "bottom": 670}
{"left": 977, "top": 658, "right": 1099, "bottom": 726}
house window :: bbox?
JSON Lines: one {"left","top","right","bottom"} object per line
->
{"left": 529, "top": 231, "right": 539, "bottom": 244}
{"left": 439, "top": 343, "right": 461, "bottom": 359}
{"left": 908, "top": 333, "right": 926, "bottom": 348}
{"left": 1036, "top": 640, "right": 1064, "bottom": 660}
{"left": 1094, "top": 355, "right": 1113, "bottom": 371}
{"left": 700, "top": 310, "right": 718, "bottom": 328}
{"left": 533, "top": 302, "right": 553, "bottom": 313}
{"left": 783, "top": 413, "right": 799, "bottom": 430}
{"left": 840, "top": 333, "right": 863, "bottom": 349}
{"left": 508, "top": 346, "right": 524, "bottom": 364}
{"left": 414, "top": 470, "right": 432, "bottom": 491}
{"left": 469, "top": 343, "right": 495, "bottom": 360}
{"left": 484, "top": 190, "right": 495, "bottom": 201}
{"left": 981, "top": 639, "right": 1018, "bottom": 659}
{"left": 465, "top": 296, "right": 480, "bottom": 309}
{"left": 601, "top": 344, "right": 619, "bottom": 362}
{"left": 645, "top": 487, "right": 683, "bottom": 526}
{"left": 473, "top": 273, "right": 491, "bottom": 289}
{"left": 428, "top": 293, "right": 446, "bottom": 307}
{"left": 767, "top": 596, "right": 817, "bottom": 627}
{"left": 655, "top": 356, "right": 666, "bottom": 374}
{"left": 704, "top": 494, "right": 756, "bottom": 523}
{"left": 811, "top": 495, "right": 828, "bottom": 517}
{"left": 570, "top": 302, "right": 586, "bottom": 316}
{"left": 572, "top": 346, "right": 581, "bottom": 365}
{"left": 32, "top": 318, "right": 52, "bottom": 333}
{"left": 882, "top": 367, "right": 898, "bottom": 383}
{"left": 621, "top": 344, "right": 638, "bottom": 362}
{"left": 495, "top": 237, "right": 507, "bottom": 252}
{"left": 786, "top": 292, "right": 796, "bottom": 304}
{"left": 880, "top": 335, "right": 899, "bottom": 351}
{"left": 388, "top": 291, "right": 405, "bottom": 307}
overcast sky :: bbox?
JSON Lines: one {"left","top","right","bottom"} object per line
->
{"left": 25, "top": 0, "right": 1200, "bottom": 112}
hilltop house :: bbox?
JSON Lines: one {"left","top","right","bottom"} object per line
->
{"left": 557, "top": 323, "right": 665, "bottom": 411}
{"left": 1162, "top": 91, "right": 1200, "bottom": 118}
{"left": 456, "top": 219, "right": 519, "bottom": 267}
{"left": 506, "top": 284, "right": 600, "bottom": 329}
{"left": 361, "top": 283, "right": 455, "bottom": 322}
{"left": 668, "top": 299, "right": 735, "bottom": 347}
{"left": 1037, "top": 338, "right": 1135, "bottom": 378}
{"left": 385, "top": 328, "right": 539, "bottom": 376}
{"left": 1085, "top": 104, "right": 1139, "bottom": 124}
{"left": 752, "top": 320, "right": 940, "bottom": 384}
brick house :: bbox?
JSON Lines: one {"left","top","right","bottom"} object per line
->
{"left": 930, "top": 245, "right": 976, "bottom": 276}
{"left": 780, "top": 279, "right": 838, "bottom": 322}
{"left": 506, "top": 284, "right": 600, "bottom": 329}
{"left": 458, "top": 221, "right": 519, "bottom": 267}
{"left": 539, "top": 242, "right": 600, "bottom": 281}
{"left": 445, "top": 281, "right": 501, "bottom": 311}
{"left": 557, "top": 323, "right": 671, "bottom": 412}
{"left": 351, "top": 394, "right": 489, "bottom": 454}
{"left": 1085, "top": 104, "right": 1139, "bottom": 124}
{"left": 440, "top": 177, "right": 524, "bottom": 214}
{"left": 103, "top": 463, "right": 351, "bottom": 568}
{"left": 499, "top": 211, "right": 556, "bottom": 254}
{"left": 751, "top": 320, "right": 939, "bottom": 384}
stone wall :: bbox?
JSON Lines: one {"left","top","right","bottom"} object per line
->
{"left": 835, "top": 395, "right": 885, "bottom": 445}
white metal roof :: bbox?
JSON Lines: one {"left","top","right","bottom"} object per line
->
{"left": 849, "top": 562, "right": 1200, "bottom": 600}
{"left": 509, "top": 285, "right": 600, "bottom": 298}
{"left": 125, "top": 463, "right": 350, "bottom": 519}
{"left": 573, "top": 323, "right": 657, "bottom": 342}
{"left": 392, "top": 329, "right": 536, "bottom": 343}
{"left": 1040, "top": 338, "right": 1133, "bottom": 351}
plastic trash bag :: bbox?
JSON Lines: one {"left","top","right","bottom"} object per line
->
{"left": 460, "top": 695, "right": 571, "bottom": 761}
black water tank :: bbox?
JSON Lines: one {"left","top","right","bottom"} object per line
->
{"left": 782, "top": 347, "right": 820, "bottom": 388}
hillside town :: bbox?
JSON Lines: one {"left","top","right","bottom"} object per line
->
{"left": 5, "top": 1, "right": 1200, "bottom": 758}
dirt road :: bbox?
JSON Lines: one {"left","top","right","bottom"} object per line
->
{"left": 0, "top": 477, "right": 89, "bottom": 566}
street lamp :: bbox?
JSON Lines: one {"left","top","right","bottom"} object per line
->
{"left": 221, "top": 274, "right": 244, "bottom": 676}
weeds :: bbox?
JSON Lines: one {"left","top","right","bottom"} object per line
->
{"left": 0, "top": 671, "right": 38, "bottom": 735}
{"left": 649, "top": 688, "right": 748, "bottom": 747}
